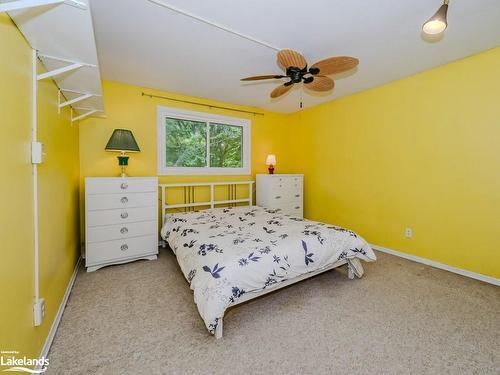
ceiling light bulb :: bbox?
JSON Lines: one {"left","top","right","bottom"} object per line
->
{"left": 423, "top": 19, "right": 447, "bottom": 35}
{"left": 422, "top": 1, "right": 449, "bottom": 35}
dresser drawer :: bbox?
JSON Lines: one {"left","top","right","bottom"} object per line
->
{"left": 273, "top": 201, "right": 303, "bottom": 217}
{"left": 269, "top": 177, "right": 301, "bottom": 188}
{"left": 86, "top": 235, "right": 158, "bottom": 266}
{"left": 270, "top": 175, "right": 302, "bottom": 183}
{"left": 270, "top": 176, "right": 302, "bottom": 188}
{"left": 86, "top": 192, "right": 157, "bottom": 211}
{"left": 275, "top": 201, "right": 302, "bottom": 211}
{"left": 87, "top": 221, "right": 157, "bottom": 243}
{"left": 86, "top": 178, "right": 157, "bottom": 195}
{"left": 270, "top": 188, "right": 302, "bottom": 203}
{"left": 281, "top": 205, "right": 303, "bottom": 218}
{"left": 87, "top": 206, "right": 157, "bottom": 227}
{"left": 270, "top": 178, "right": 302, "bottom": 202}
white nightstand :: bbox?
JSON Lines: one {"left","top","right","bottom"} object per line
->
{"left": 256, "top": 174, "right": 304, "bottom": 218}
{"left": 85, "top": 177, "right": 158, "bottom": 272}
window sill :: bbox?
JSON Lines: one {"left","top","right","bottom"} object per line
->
{"left": 157, "top": 167, "right": 251, "bottom": 176}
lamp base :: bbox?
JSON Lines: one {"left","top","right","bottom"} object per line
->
{"left": 268, "top": 165, "right": 275, "bottom": 174}
{"left": 117, "top": 154, "right": 129, "bottom": 178}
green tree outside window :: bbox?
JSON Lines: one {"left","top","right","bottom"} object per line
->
{"left": 165, "top": 118, "right": 243, "bottom": 168}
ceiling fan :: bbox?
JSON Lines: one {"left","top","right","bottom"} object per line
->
{"left": 241, "top": 49, "right": 359, "bottom": 98}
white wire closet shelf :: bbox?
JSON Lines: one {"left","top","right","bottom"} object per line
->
{"left": 3, "top": 0, "right": 105, "bottom": 122}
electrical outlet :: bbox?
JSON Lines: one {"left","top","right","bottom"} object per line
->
{"left": 405, "top": 228, "right": 413, "bottom": 238}
{"left": 33, "top": 298, "right": 45, "bottom": 326}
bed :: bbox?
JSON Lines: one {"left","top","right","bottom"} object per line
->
{"left": 160, "top": 182, "right": 377, "bottom": 338}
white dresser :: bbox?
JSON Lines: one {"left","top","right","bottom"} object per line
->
{"left": 256, "top": 174, "right": 304, "bottom": 218}
{"left": 85, "top": 177, "right": 158, "bottom": 272}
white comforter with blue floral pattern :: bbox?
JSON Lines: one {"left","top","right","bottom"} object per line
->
{"left": 161, "top": 206, "right": 376, "bottom": 334}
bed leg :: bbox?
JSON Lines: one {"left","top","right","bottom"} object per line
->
{"left": 215, "top": 318, "right": 223, "bottom": 339}
{"left": 347, "top": 263, "right": 355, "bottom": 280}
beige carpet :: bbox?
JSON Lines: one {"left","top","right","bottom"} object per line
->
{"left": 46, "top": 249, "right": 500, "bottom": 374}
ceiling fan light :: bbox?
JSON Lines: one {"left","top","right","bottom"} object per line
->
{"left": 422, "top": 2, "right": 449, "bottom": 35}
{"left": 423, "top": 19, "right": 447, "bottom": 35}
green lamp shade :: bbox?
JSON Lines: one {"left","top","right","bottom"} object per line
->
{"left": 105, "top": 129, "right": 140, "bottom": 152}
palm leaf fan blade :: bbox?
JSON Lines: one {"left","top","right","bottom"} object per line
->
{"left": 311, "top": 56, "right": 359, "bottom": 75}
{"left": 270, "top": 84, "right": 293, "bottom": 98}
{"left": 277, "top": 49, "right": 307, "bottom": 70}
{"left": 241, "top": 75, "right": 285, "bottom": 81}
{"left": 304, "top": 76, "right": 334, "bottom": 92}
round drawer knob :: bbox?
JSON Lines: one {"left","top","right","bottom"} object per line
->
{"left": 295, "top": 206, "right": 300, "bottom": 209}
{"left": 120, "top": 227, "right": 128, "bottom": 234}
{"left": 120, "top": 197, "right": 128, "bottom": 204}
{"left": 120, "top": 183, "right": 128, "bottom": 190}
{"left": 120, "top": 244, "right": 128, "bottom": 251}
{"left": 275, "top": 196, "right": 281, "bottom": 199}
{"left": 120, "top": 212, "right": 128, "bottom": 219}
{"left": 295, "top": 194, "right": 300, "bottom": 198}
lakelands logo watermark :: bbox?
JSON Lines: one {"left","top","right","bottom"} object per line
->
{"left": 1, "top": 351, "right": 48, "bottom": 374}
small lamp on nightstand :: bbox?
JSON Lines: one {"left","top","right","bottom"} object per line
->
{"left": 266, "top": 154, "right": 276, "bottom": 174}
{"left": 105, "top": 129, "right": 140, "bottom": 177}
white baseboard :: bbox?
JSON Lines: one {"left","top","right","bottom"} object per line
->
{"left": 37, "top": 256, "right": 81, "bottom": 368}
{"left": 371, "top": 244, "right": 500, "bottom": 286}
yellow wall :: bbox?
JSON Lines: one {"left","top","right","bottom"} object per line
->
{"left": 0, "top": 13, "right": 35, "bottom": 365}
{"left": 80, "top": 80, "right": 295, "bottom": 179}
{"left": 37, "top": 67, "right": 81, "bottom": 352}
{"left": 0, "top": 14, "right": 80, "bottom": 367}
{"left": 291, "top": 47, "right": 500, "bottom": 278}
{"left": 81, "top": 51, "right": 500, "bottom": 280}
{"left": 79, "top": 81, "right": 296, "bottom": 238}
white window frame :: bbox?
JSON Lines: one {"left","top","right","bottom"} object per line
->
{"left": 157, "top": 106, "right": 251, "bottom": 175}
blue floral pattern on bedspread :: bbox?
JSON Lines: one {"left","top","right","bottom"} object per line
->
{"left": 160, "top": 206, "right": 376, "bottom": 334}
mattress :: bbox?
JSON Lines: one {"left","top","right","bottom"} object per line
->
{"left": 161, "top": 205, "right": 376, "bottom": 334}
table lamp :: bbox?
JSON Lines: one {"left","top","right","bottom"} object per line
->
{"left": 266, "top": 154, "right": 276, "bottom": 174}
{"left": 105, "top": 129, "right": 140, "bottom": 177}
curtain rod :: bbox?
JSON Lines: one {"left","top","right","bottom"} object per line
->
{"left": 141, "top": 92, "right": 264, "bottom": 116}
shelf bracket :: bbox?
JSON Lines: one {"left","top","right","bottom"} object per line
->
{"left": 37, "top": 54, "right": 97, "bottom": 81}
{"left": 71, "top": 109, "right": 98, "bottom": 122}
{"left": 0, "top": 0, "right": 85, "bottom": 12}
{"left": 38, "top": 54, "right": 97, "bottom": 68}
{"left": 59, "top": 88, "right": 102, "bottom": 96}
{"left": 37, "top": 62, "right": 84, "bottom": 80}
{"left": 58, "top": 92, "right": 94, "bottom": 109}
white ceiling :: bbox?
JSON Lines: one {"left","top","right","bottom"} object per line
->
{"left": 88, "top": 0, "right": 500, "bottom": 113}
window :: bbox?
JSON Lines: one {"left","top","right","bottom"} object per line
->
{"left": 157, "top": 106, "right": 250, "bottom": 175}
